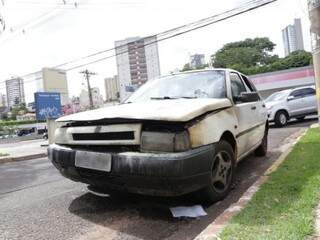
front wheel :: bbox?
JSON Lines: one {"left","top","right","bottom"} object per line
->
{"left": 274, "top": 111, "right": 288, "bottom": 127}
{"left": 199, "top": 141, "right": 235, "bottom": 203}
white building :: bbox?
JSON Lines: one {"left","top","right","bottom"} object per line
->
{"left": 5, "top": 77, "right": 25, "bottom": 108}
{"left": 115, "top": 35, "right": 161, "bottom": 101}
{"left": 79, "top": 87, "right": 104, "bottom": 109}
{"left": 190, "top": 54, "right": 205, "bottom": 69}
{"left": 36, "top": 68, "right": 69, "bottom": 105}
{"left": 282, "top": 18, "right": 305, "bottom": 56}
{"left": 0, "top": 93, "right": 6, "bottom": 107}
{"left": 105, "top": 75, "right": 120, "bottom": 102}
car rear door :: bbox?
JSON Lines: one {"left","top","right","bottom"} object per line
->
{"left": 287, "top": 89, "right": 307, "bottom": 116}
{"left": 229, "top": 72, "right": 262, "bottom": 158}
{"left": 300, "top": 88, "right": 317, "bottom": 114}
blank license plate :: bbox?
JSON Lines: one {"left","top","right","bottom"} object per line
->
{"left": 75, "top": 151, "right": 111, "bottom": 172}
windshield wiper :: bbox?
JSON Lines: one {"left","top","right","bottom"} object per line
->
{"left": 150, "top": 96, "right": 197, "bottom": 100}
{"left": 150, "top": 96, "right": 178, "bottom": 100}
{"left": 179, "top": 96, "right": 197, "bottom": 99}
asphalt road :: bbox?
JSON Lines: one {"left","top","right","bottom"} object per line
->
{"left": 0, "top": 118, "right": 317, "bottom": 240}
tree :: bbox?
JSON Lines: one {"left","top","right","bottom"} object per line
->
{"left": 211, "top": 37, "right": 312, "bottom": 75}
{"left": 180, "top": 63, "right": 209, "bottom": 72}
{"left": 212, "top": 37, "right": 277, "bottom": 70}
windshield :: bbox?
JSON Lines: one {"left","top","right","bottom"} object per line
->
{"left": 266, "top": 91, "right": 289, "bottom": 102}
{"left": 126, "top": 71, "right": 226, "bottom": 103}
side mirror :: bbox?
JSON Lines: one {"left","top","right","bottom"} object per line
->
{"left": 287, "top": 96, "right": 294, "bottom": 101}
{"left": 236, "top": 92, "right": 260, "bottom": 103}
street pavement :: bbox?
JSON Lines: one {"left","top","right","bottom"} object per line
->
{"left": 0, "top": 118, "right": 317, "bottom": 240}
{"left": 0, "top": 139, "right": 47, "bottom": 161}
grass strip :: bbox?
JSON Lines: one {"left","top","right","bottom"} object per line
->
{"left": 220, "top": 128, "right": 320, "bottom": 240}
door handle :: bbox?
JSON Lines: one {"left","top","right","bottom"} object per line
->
{"left": 251, "top": 106, "right": 257, "bottom": 110}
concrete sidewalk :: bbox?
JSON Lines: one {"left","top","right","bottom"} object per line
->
{"left": 0, "top": 139, "right": 48, "bottom": 164}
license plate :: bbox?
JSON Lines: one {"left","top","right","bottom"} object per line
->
{"left": 75, "top": 151, "right": 111, "bottom": 172}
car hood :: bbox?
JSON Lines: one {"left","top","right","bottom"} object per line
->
{"left": 265, "top": 100, "right": 283, "bottom": 109}
{"left": 57, "top": 98, "right": 232, "bottom": 123}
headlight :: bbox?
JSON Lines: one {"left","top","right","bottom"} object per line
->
{"left": 267, "top": 105, "right": 273, "bottom": 111}
{"left": 141, "top": 131, "right": 190, "bottom": 153}
{"left": 54, "top": 127, "right": 68, "bottom": 144}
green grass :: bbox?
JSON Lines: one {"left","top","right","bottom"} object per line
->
{"left": 0, "top": 151, "right": 9, "bottom": 157}
{"left": 220, "top": 128, "right": 320, "bottom": 240}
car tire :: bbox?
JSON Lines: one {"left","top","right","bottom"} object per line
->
{"left": 274, "top": 110, "right": 288, "bottom": 127}
{"left": 296, "top": 116, "right": 305, "bottom": 121}
{"left": 199, "top": 140, "right": 235, "bottom": 204}
{"left": 255, "top": 128, "right": 268, "bottom": 157}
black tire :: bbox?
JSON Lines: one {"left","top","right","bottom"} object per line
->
{"left": 296, "top": 116, "right": 305, "bottom": 121}
{"left": 274, "top": 110, "right": 288, "bottom": 127}
{"left": 255, "top": 128, "right": 268, "bottom": 156}
{"left": 199, "top": 140, "right": 235, "bottom": 203}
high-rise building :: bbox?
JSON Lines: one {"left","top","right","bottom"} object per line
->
{"left": 5, "top": 77, "right": 25, "bottom": 108}
{"left": 37, "top": 68, "right": 69, "bottom": 105}
{"left": 190, "top": 54, "right": 205, "bottom": 69}
{"left": 282, "top": 18, "right": 305, "bottom": 56}
{"left": 105, "top": 75, "right": 120, "bottom": 102}
{"left": 0, "top": 93, "right": 6, "bottom": 107}
{"left": 115, "top": 36, "right": 161, "bottom": 101}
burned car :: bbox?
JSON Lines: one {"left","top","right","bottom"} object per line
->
{"left": 48, "top": 69, "right": 268, "bottom": 202}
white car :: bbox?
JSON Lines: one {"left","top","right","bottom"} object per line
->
{"left": 48, "top": 69, "right": 268, "bottom": 203}
{"left": 265, "top": 86, "right": 317, "bottom": 127}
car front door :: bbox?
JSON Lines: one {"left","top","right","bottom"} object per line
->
{"left": 229, "top": 72, "right": 260, "bottom": 158}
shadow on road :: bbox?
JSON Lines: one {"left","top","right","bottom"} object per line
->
{"left": 67, "top": 148, "right": 283, "bottom": 240}
{"left": 269, "top": 117, "right": 317, "bottom": 129}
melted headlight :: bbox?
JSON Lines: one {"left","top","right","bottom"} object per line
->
{"left": 54, "top": 127, "right": 68, "bottom": 144}
{"left": 141, "top": 131, "right": 190, "bottom": 153}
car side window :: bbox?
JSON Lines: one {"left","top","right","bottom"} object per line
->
{"left": 240, "top": 74, "right": 254, "bottom": 92}
{"left": 302, "top": 88, "right": 316, "bottom": 97}
{"left": 230, "top": 73, "right": 247, "bottom": 102}
{"left": 289, "top": 89, "right": 304, "bottom": 99}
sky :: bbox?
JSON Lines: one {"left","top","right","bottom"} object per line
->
{"left": 0, "top": 0, "right": 312, "bottom": 103}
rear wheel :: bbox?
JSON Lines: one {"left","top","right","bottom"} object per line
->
{"left": 199, "top": 141, "right": 235, "bottom": 203}
{"left": 274, "top": 110, "right": 288, "bottom": 127}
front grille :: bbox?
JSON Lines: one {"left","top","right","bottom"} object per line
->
{"left": 72, "top": 131, "right": 135, "bottom": 141}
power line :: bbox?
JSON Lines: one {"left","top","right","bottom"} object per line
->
{"left": 64, "top": 0, "right": 277, "bottom": 71}
{"left": 1, "top": 0, "right": 277, "bottom": 84}
{"left": 54, "top": 0, "right": 262, "bottom": 68}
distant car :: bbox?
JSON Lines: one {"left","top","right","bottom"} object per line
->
{"left": 43, "top": 132, "right": 48, "bottom": 140}
{"left": 17, "top": 127, "right": 36, "bottom": 137}
{"left": 265, "top": 86, "right": 317, "bottom": 127}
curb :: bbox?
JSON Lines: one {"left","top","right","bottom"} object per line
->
{"left": 0, "top": 153, "right": 47, "bottom": 164}
{"left": 195, "top": 128, "right": 308, "bottom": 240}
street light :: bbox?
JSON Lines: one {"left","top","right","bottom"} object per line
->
{"left": 308, "top": 0, "right": 320, "bottom": 126}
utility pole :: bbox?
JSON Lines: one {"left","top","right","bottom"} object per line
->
{"left": 308, "top": 0, "right": 320, "bottom": 126}
{"left": 80, "top": 69, "right": 96, "bottom": 110}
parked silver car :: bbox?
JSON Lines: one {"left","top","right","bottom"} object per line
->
{"left": 265, "top": 86, "right": 317, "bottom": 127}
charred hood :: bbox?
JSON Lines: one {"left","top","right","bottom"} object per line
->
{"left": 57, "top": 98, "right": 232, "bottom": 123}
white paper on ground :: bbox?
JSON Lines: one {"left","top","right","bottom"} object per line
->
{"left": 170, "top": 205, "right": 207, "bottom": 218}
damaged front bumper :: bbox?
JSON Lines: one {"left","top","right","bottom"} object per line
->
{"left": 48, "top": 144, "right": 214, "bottom": 196}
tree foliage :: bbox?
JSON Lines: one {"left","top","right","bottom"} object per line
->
{"left": 211, "top": 37, "right": 312, "bottom": 75}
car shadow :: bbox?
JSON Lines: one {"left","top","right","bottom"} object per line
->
{"left": 68, "top": 147, "right": 284, "bottom": 240}
{"left": 269, "top": 117, "right": 317, "bottom": 129}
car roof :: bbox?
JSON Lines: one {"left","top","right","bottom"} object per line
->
{"left": 161, "top": 68, "right": 243, "bottom": 78}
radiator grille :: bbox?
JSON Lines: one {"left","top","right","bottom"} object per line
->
{"left": 72, "top": 131, "right": 134, "bottom": 141}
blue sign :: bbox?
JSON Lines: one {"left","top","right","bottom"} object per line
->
{"left": 35, "top": 92, "right": 62, "bottom": 120}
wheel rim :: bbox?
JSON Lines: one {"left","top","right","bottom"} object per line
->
{"left": 211, "top": 151, "right": 232, "bottom": 193}
{"left": 279, "top": 113, "right": 287, "bottom": 125}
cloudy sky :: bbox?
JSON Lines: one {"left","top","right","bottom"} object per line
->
{"left": 0, "top": 0, "right": 312, "bottom": 103}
